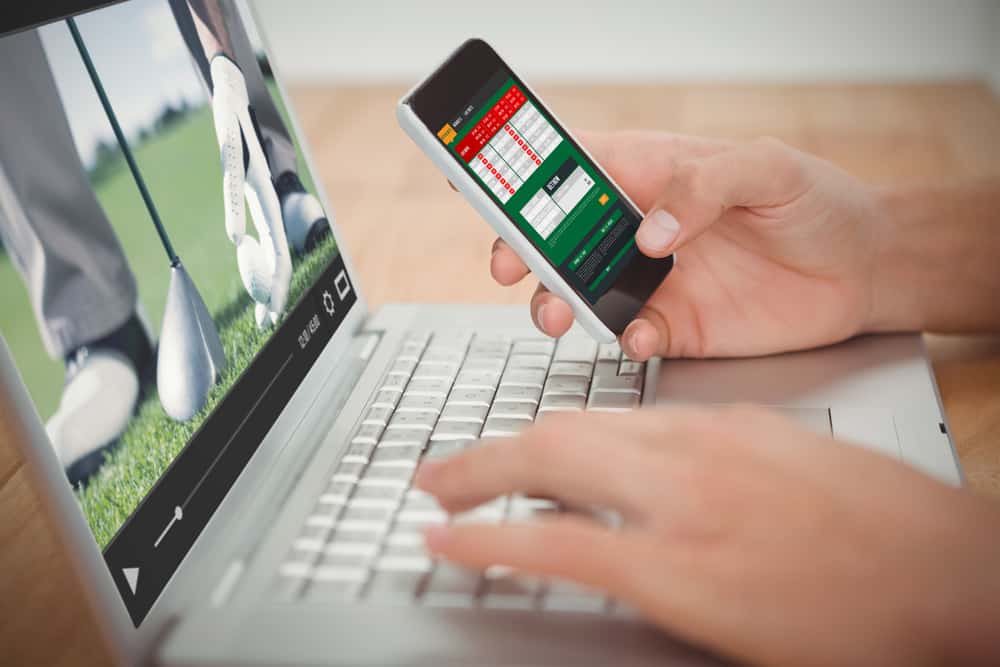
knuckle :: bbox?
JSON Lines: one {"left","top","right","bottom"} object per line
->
{"left": 751, "top": 136, "right": 805, "bottom": 186}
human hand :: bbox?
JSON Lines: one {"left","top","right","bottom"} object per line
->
{"left": 415, "top": 407, "right": 1000, "bottom": 667}
{"left": 210, "top": 55, "right": 292, "bottom": 328}
{"left": 488, "top": 131, "right": 887, "bottom": 360}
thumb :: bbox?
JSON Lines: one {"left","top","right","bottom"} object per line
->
{"left": 635, "top": 137, "right": 807, "bottom": 258}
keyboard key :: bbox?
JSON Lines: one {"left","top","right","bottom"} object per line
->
{"left": 438, "top": 404, "right": 489, "bottom": 423}
{"left": 481, "top": 417, "right": 530, "bottom": 438}
{"left": 341, "top": 442, "right": 375, "bottom": 464}
{"left": 618, "top": 360, "right": 645, "bottom": 376}
{"left": 460, "top": 357, "right": 506, "bottom": 373}
{"left": 387, "top": 410, "right": 437, "bottom": 431}
{"left": 362, "top": 405, "right": 393, "bottom": 426}
{"left": 325, "top": 541, "right": 379, "bottom": 558}
{"left": 591, "top": 374, "right": 643, "bottom": 395}
{"left": 538, "top": 394, "right": 586, "bottom": 413}
{"left": 587, "top": 391, "right": 640, "bottom": 412}
{"left": 375, "top": 555, "right": 433, "bottom": 573}
{"left": 593, "top": 359, "right": 619, "bottom": 378}
{"left": 379, "top": 428, "right": 429, "bottom": 449}
{"left": 543, "top": 578, "right": 609, "bottom": 613}
{"left": 548, "top": 361, "right": 593, "bottom": 378}
{"left": 446, "top": 388, "right": 495, "bottom": 407}
{"left": 424, "top": 441, "right": 465, "bottom": 460}
{"left": 404, "top": 378, "right": 451, "bottom": 396}
{"left": 396, "top": 346, "right": 423, "bottom": 363}
{"left": 384, "top": 529, "right": 424, "bottom": 548}
{"left": 597, "top": 343, "right": 622, "bottom": 363}
{"left": 512, "top": 340, "right": 555, "bottom": 356}
{"left": 494, "top": 385, "right": 541, "bottom": 404}
{"left": 453, "top": 371, "right": 500, "bottom": 389}
{"left": 352, "top": 423, "right": 384, "bottom": 445}
{"left": 554, "top": 338, "right": 597, "bottom": 363}
{"left": 542, "top": 376, "right": 590, "bottom": 397}
{"left": 380, "top": 373, "right": 409, "bottom": 393}
{"left": 293, "top": 524, "right": 329, "bottom": 552}
{"left": 423, "top": 563, "right": 483, "bottom": 607}
{"left": 332, "top": 461, "right": 367, "bottom": 484}
{"left": 487, "top": 401, "right": 536, "bottom": 420}
{"left": 312, "top": 565, "right": 368, "bottom": 583}
{"left": 386, "top": 358, "right": 417, "bottom": 376}
{"left": 321, "top": 479, "right": 354, "bottom": 500}
{"left": 370, "top": 446, "right": 423, "bottom": 467}
{"left": 421, "top": 348, "right": 465, "bottom": 364}
{"left": 412, "top": 360, "right": 459, "bottom": 380}
{"left": 339, "top": 505, "right": 394, "bottom": 530}
{"left": 304, "top": 578, "right": 364, "bottom": 602}
{"left": 329, "top": 526, "right": 385, "bottom": 545}
{"left": 370, "top": 390, "right": 401, "bottom": 409}
{"left": 396, "top": 393, "right": 445, "bottom": 414}
{"left": 364, "top": 570, "right": 427, "bottom": 603}
{"left": 499, "top": 368, "right": 547, "bottom": 388}
{"left": 507, "top": 354, "right": 551, "bottom": 369}
{"left": 396, "top": 507, "right": 448, "bottom": 525}
{"left": 508, "top": 496, "right": 559, "bottom": 520}
{"left": 483, "top": 567, "right": 542, "bottom": 609}
{"left": 358, "top": 466, "right": 414, "bottom": 487}
{"left": 318, "top": 551, "right": 373, "bottom": 570}
{"left": 430, "top": 420, "right": 482, "bottom": 442}
{"left": 350, "top": 484, "right": 405, "bottom": 505}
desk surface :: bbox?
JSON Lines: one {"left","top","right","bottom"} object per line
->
{"left": 2, "top": 83, "right": 999, "bottom": 666}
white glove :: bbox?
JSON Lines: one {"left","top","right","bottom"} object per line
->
{"left": 209, "top": 55, "right": 292, "bottom": 328}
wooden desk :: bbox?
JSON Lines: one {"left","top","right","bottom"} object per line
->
{"left": 2, "top": 84, "right": 999, "bottom": 666}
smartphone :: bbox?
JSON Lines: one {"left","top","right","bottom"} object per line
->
{"left": 397, "top": 38, "right": 674, "bottom": 343}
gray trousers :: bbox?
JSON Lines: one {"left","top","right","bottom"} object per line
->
{"left": 170, "top": 0, "right": 298, "bottom": 178}
{"left": 0, "top": 29, "right": 137, "bottom": 359}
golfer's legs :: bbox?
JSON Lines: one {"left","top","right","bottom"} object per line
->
{"left": 176, "top": 0, "right": 298, "bottom": 177}
{"left": 0, "top": 30, "right": 137, "bottom": 359}
{"left": 224, "top": 4, "right": 298, "bottom": 177}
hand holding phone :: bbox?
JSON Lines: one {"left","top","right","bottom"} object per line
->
{"left": 398, "top": 39, "right": 673, "bottom": 342}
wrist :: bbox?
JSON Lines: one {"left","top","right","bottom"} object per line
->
{"left": 865, "top": 184, "right": 936, "bottom": 333}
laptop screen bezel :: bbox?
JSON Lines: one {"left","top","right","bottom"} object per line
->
{"left": 0, "top": 0, "right": 368, "bottom": 656}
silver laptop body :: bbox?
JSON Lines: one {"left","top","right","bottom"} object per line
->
{"left": 0, "top": 2, "right": 960, "bottom": 665}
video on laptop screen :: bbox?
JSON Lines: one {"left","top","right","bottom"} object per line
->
{"left": 0, "top": 0, "right": 356, "bottom": 625}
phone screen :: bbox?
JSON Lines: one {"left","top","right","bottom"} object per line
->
{"left": 437, "top": 71, "right": 640, "bottom": 304}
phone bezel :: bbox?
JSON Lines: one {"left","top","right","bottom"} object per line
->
{"left": 403, "top": 38, "right": 673, "bottom": 336}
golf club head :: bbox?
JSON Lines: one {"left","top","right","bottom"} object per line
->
{"left": 157, "top": 262, "right": 226, "bottom": 421}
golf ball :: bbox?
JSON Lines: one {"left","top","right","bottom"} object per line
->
{"left": 236, "top": 236, "right": 273, "bottom": 304}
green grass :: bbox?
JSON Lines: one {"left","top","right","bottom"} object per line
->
{"left": 77, "top": 234, "right": 337, "bottom": 549}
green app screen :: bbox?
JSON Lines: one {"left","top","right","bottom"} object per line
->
{"left": 438, "top": 73, "right": 642, "bottom": 303}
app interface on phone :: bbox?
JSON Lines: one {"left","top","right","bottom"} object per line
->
{"left": 438, "top": 71, "right": 642, "bottom": 303}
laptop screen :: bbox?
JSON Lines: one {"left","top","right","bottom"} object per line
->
{"left": 0, "top": 0, "right": 356, "bottom": 625}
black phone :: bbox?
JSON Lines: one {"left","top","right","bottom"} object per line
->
{"left": 398, "top": 38, "right": 673, "bottom": 340}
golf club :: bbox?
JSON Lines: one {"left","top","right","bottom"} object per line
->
{"left": 67, "top": 16, "right": 226, "bottom": 422}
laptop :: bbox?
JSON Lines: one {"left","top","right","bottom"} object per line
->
{"left": 0, "top": 1, "right": 962, "bottom": 665}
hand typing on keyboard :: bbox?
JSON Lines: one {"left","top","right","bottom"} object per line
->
{"left": 415, "top": 405, "right": 1000, "bottom": 667}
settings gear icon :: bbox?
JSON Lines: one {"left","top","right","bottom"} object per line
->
{"left": 322, "top": 290, "right": 336, "bottom": 316}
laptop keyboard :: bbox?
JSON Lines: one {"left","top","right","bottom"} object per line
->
{"left": 273, "top": 331, "right": 644, "bottom": 615}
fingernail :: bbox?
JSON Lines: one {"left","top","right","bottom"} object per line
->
{"left": 636, "top": 209, "right": 680, "bottom": 251}
{"left": 626, "top": 329, "right": 642, "bottom": 357}
{"left": 536, "top": 302, "right": 548, "bottom": 330}
{"left": 423, "top": 525, "right": 451, "bottom": 552}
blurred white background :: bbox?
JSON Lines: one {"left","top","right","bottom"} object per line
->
{"left": 251, "top": 0, "right": 1000, "bottom": 93}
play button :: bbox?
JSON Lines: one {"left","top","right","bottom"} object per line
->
{"left": 123, "top": 567, "right": 139, "bottom": 595}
